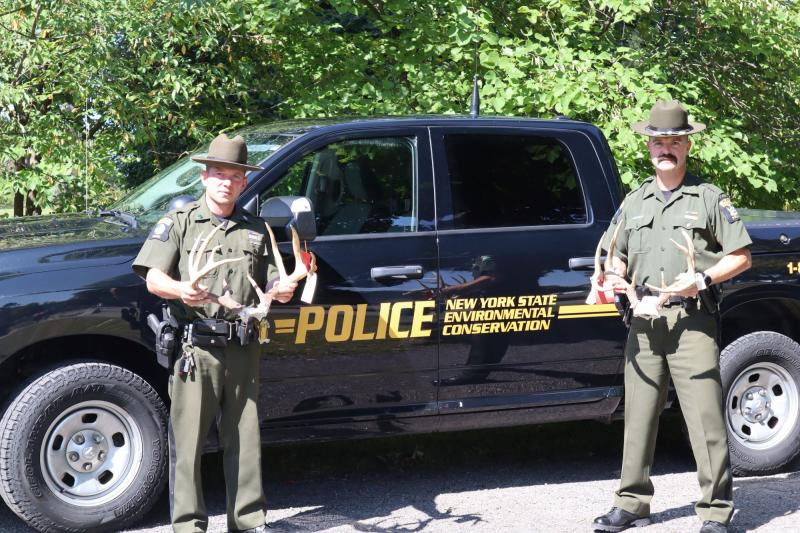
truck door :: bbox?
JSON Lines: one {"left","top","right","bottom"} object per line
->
{"left": 252, "top": 128, "right": 439, "bottom": 432}
{"left": 430, "top": 126, "right": 626, "bottom": 417}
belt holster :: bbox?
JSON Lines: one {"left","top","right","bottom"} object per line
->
{"left": 146, "top": 306, "right": 179, "bottom": 369}
{"left": 698, "top": 285, "right": 722, "bottom": 314}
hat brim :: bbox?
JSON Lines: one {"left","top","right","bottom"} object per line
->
{"left": 631, "top": 121, "right": 706, "bottom": 136}
{"left": 191, "top": 155, "right": 262, "bottom": 172}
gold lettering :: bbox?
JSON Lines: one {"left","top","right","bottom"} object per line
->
{"left": 410, "top": 301, "right": 435, "bottom": 337}
{"left": 325, "top": 305, "right": 354, "bottom": 342}
{"left": 376, "top": 302, "right": 391, "bottom": 339}
{"left": 352, "top": 304, "right": 375, "bottom": 341}
{"left": 389, "top": 301, "right": 413, "bottom": 338}
{"left": 446, "top": 298, "right": 477, "bottom": 310}
{"left": 295, "top": 307, "right": 324, "bottom": 344}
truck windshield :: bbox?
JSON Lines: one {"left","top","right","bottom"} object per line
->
{"left": 112, "top": 132, "right": 298, "bottom": 226}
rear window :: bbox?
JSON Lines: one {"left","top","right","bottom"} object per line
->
{"left": 443, "top": 134, "right": 587, "bottom": 229}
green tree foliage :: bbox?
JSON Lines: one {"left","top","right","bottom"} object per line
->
{"left": 2, "top": 0, "right": 799, "bottom": 216}
{"left": 0, "top": 0, "right": 279, "bottom": 215}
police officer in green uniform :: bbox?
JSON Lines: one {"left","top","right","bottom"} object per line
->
{"left": 592, "top": 101, "right": 752, "bottom": 533}
{"left": 133, "top": 134, "right": 297, "bottom": 533}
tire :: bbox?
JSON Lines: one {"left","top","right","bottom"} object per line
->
{"left": 0, "top": 362, "right": 168, "bottom": 532}
{"left": 721, "top": 331, "right": 800, "bottom": 476}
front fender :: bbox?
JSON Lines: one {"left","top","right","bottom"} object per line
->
{"left": 0, "top": 283, "right": 154, "bottom": 363}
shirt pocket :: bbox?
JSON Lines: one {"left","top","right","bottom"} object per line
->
{"left": 624, "top": 213, "right": 655, "bottom": 254}
{"left": 183, "top": 246, "right": 220, "bottom": 286}
{"left": 242, "top": 238, "right": 268, "bottom": 281}
{"left": 671, "top": 216, "right": 716, "bottom": 254}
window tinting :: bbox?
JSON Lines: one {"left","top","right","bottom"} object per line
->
{"left": 265, "top": 137, "right": 417, "bottom": 236}
{"left": 444, "top": 134, "right": 587, "bottom": 229}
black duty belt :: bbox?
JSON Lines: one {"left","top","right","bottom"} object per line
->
{"left": 187, "top": 318, "right": 257, "bottom": 347}
{"left": 635, "top": 287, "right": 697, "bottom": 309}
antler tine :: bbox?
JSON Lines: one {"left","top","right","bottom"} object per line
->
{"left": 604, "top": 222, "right": 623, "bottom": 274}
{"left": 287, "top": 250, "right": 315, "bottom": 283}
{"left": 645, "top": 229, "right": 697, "bottom": 294}
{"left": 286, "top": 225, "right": 311, "bottom": 281}
{"left": 627, "top": 272, "right": 639, "bottom": 308}
{"left": 265, "top": 223, "right": 312, "bottom": 282}
{"left": 657, "top": 270, "right": 670, "bottom": 307}
{"left": 590, "top": 238, "right": 603, "bottom": 284}
{"left": 264, "top": 222, "right": 287, "bottom": 280}
{"left": 247, "top": 273, "right": 271, "bottom": 307}
{"left": 673, "top": 229, "right": 695, "bottom": 274}
{"left": 188, "top": 224, "right": 245, "bottom": 289}
{"left": 215, "top": 279, "right": 244, "bottom": 311}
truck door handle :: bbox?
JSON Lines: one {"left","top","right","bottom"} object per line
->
{"left": 371, "top": 265, "right": 424, "bottom": 281}
{"left": 569, "top": 257, "right": 600, "bottom": 271}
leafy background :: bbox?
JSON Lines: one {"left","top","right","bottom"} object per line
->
{"left": 1, "top": 0, "right": 798, "bottom": 217}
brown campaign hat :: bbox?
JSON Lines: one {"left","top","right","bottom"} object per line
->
{"left": 191, "top": 133, "right": 262, "bottom": 171}
{"left": 631, "top": 100, "right": 706, "bottom": 136}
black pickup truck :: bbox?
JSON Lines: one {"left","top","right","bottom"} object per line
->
{"left": 1, "top": 117, "right": 799, "bottom": 532}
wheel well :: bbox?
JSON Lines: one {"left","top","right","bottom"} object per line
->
{"left": 0, "top": 335, "right": 168, "bottom": 405}
{"left": 721, "top": 298, "right": 800, "bottom": 349}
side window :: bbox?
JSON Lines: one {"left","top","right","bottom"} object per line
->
{"left": 443, "top": 134, "right": 587, "bottom": 229}
{"left": 264, "top": 137, "right": 418, "bottom": 236}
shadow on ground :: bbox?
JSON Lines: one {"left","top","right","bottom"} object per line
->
{"left": 4, "top": 417, "right": 796, "bottom": 531}
{"left": 131, "top": 417, "right": 699, "bottom": 531}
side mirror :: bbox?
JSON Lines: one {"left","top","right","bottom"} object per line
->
{"left": 260, "top": 196, "right": 317, "bottom": 242}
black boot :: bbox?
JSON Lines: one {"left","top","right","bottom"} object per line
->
{"left": 700, "top": 521, "right": 728, "bottom": 533}
{"left": 593, "top": 507, "right": 652, "bottom": 532}
{"left": 229, "top": 525, "right": 268, "bottom": 533}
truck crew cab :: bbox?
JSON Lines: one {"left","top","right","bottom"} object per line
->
{"left": 1, "top": 116, "right": 799, "bottom": 532}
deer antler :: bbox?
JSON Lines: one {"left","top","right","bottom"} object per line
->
{"left": 265, "top": 223, "right": 312, "bottom": 283}
{"left": 645, "top": 229, "right": 696, "bottom": 295}
{"left": 220, "top": 223, "right": 317, "bottom": 322}
{"left": 188, "top": 224, "right": 245, "bottom": 290}
{"left": 587, "top": 222, "right": 623, "bottom": 305}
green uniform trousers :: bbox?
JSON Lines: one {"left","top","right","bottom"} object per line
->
{"left": 168, "top": 342, "right": 266, "bottom": 533}
{"left": 614, "top": 305, "right": 734, "bottom": 525}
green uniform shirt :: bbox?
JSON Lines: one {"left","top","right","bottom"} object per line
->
{"left": 132, "top": 195, "right": 278, "bottom": 321}
{"left": 604, "top": 173, "right": 752, "bottom": 287}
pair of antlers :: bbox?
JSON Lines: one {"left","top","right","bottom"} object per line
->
{"left": 188, "top": 222, "right": 315, "bottom": 321}
{"left": 588, "top": 221, "right": 696, "bottom": 318}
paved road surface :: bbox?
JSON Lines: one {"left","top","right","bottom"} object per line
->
{"left": 2, "top": 418, "right": 798, "bottom": 532}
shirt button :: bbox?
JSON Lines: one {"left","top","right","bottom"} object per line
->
{"left": 661, "top": 226, "right": 666, "bottom": 230}
{"left": 660, "top": 246, "right": 665, "bottom": 251}
{"left": 228, "top": 248, "right": 232, "bottom": 252}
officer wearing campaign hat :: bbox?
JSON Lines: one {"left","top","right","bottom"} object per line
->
{"left": 134, "top": 133, "right": 296, "bottom": 533}
{"left": 592, "top": 101, "right": 752, "bottom": 533}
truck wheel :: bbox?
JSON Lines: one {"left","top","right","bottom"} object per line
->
{"left": 0, "top": 362, "right": 168, "bottom": 532}
{"left": 721, "top": 331, "right": 800, "bottom": 476}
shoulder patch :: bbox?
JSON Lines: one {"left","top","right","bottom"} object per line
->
{"left": 611, "top": 200, "right": 626, "bottom": 225}
{"left": 611, "top": 206, "right": 623, "bottom": 225}
{"left": 718, "top": 194, "right": 741, "bottom": 223}
{"left": 148, "top": 217, "right": 174, "bottom": 241}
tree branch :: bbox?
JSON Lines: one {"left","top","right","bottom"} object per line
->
{"left": 0, "top": 2, "right": 31, "bottom": 18}
{"left": 0, "top": 20, "right": 32, "bottom": 38}
{"left": 13, "top": 1, "right": 43, "bottom": 81}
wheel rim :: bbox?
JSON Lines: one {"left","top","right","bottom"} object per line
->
{"left": 40, "top": 400, "right": 143, "bottom": 506}
{"left": 726, "top": 361, "right": 799, "bottom": 450}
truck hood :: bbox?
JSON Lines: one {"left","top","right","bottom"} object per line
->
{"left": 741, "top": 208, "right": 800, "bottom": 253}
{"left": 0, "top": 213, "right": 145, "bottom": 278}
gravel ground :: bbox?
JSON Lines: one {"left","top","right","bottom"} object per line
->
{"left": 2, "top": 418, "right": 798, "bottom": 532}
